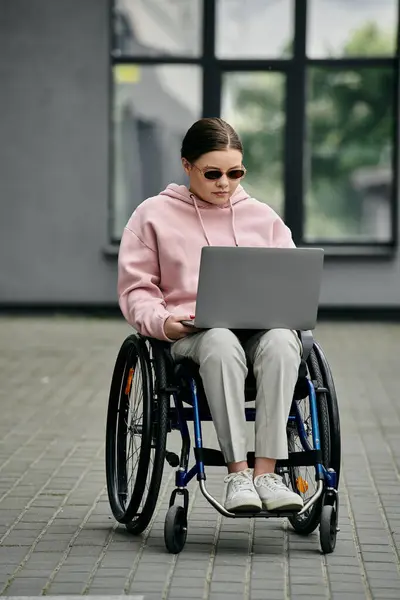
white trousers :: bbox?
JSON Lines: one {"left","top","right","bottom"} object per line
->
{"left": 171, "top": 328, "right": 302, "bottom": 463}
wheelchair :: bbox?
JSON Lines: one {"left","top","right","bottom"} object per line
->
{"left": 105, "top": 329, "right": 341, "bottom": 555}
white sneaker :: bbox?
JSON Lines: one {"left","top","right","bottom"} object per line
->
{"left": 254, "top": 473, "right": 304, "bottom": 511}
{"left": 224, "top": 469, "right": 262, "bottom": 513}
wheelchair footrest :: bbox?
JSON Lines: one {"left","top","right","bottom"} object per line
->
{"left": 194, "top": 448, "right": 322, "bottom": 468}
{"left": 231, "top": 509, "right": 302, "bottom": 518}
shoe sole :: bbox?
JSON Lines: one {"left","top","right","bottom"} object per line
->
{"left": 225, "top": 502, "right": 262, "bottom": 513}
{"left": 263, "top": 499, "right": 303, "bottom": 512}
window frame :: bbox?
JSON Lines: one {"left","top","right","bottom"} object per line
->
{"left": 109, "top": 0, "right": 400, "bottom": 255}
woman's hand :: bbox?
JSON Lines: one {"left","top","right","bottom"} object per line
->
{"left": 164, "top": 315, "right": 200, "bottom": 340}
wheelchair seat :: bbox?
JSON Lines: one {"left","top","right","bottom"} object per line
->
{"left": 166, "top": 329, "right": 313, "bottom": 409}
{"left": 173, "top": 356, "right": 309, "bottom": 410}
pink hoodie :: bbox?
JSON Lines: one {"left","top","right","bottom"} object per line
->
{"left": 118, "top": 184, "right": 295, "bottom": 341}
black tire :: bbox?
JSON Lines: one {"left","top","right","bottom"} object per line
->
{"left": 164, "top": 505, "right": 188, "bottom": 554}
{"left": 314, "top": 341, "right": 341, "bottom": 482}
{"left": 106, "top": 334, "right": 152, "bottom": 523}
{"left": 106, "top": 334, "right": 168, "bottom": 534}
{"left": 287, "top": 347, "right": 331, "bottom": 536}
{"left": 320, "top": 504, "right": 337, "bottom": 554}
{"left": 125, "top": 339, "right": 169, "bottom": 534}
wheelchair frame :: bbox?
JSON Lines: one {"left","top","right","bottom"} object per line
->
{"left": 105, "top": 330, "right": 341, "bottom": 555}
{"left": 169, "top": 374, "right": 337, "bottom": 519}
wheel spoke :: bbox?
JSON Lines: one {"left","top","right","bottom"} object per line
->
{"left": 117, "top": 350, "right": 146, "bottom": 507}
{"left": 286, "top": 394, "right": 318, "bottom": 504}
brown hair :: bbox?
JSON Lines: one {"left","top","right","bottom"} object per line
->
{"left": 181, "top": 118, "right": 243, "bottom": 163}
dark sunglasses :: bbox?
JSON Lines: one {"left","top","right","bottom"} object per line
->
{"left": 191, "top": 163, "right": 246, "bottom": 181}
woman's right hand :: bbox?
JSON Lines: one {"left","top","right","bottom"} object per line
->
{"left": 164, "top": 315, "right": 200, "bottom": 340}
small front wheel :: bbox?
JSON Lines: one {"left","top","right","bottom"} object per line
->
{"left": 320, "top": 504, "right": 337, "bottom": 554}
{"left": 164, "top": 505, "right": 187, "bottom": 554}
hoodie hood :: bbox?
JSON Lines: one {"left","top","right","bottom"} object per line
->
{"left": 160, "top": 183, "right": 250, "bottom": 208}
{"left": 160, "top": 183, "right": 250, "bottom": 247}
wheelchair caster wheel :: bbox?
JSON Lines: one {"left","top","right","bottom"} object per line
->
{"left": 320, "top": 504, "right": 337, "bottom": 554}
{"left": 164, "top": 505, "right": 187, "bottom": 554}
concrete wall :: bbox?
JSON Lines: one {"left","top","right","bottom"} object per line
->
{"left": 0, "top": 0, "right": 116, "bottom": 304}
{"left": 0, "top": 0, "right": 399, "bottom": 309}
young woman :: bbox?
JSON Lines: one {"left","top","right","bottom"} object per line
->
{"left": 118, "top": 118, "right": 303, "bottom": 513}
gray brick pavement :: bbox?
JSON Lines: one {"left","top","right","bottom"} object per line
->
{"left": 0, "top": 317, "right": 400, "bottom": 599}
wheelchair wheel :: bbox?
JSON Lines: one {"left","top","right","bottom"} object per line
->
{"left": 286, "top": 347, "right": 333, "bottom": 535}
{"left": 164, "top": 505, "right": 188, "bottom": 554}
{"left": 106, "top": 334, "right": 168, "bottom": 533}
{"left": 320, "top": 504, "right": 338, "bottom": 553}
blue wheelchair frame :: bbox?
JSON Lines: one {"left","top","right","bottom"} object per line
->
{"left": 167, "top": 359, "right": 338, "bottom": 520}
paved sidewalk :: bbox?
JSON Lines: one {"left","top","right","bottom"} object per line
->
{"left": 0, "top": 316, "right": 399, "bottom": 599}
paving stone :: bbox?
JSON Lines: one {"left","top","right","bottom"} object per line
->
{"left": 250, "top": 592, "right": 285, "bottom": 600}
{"left": 168, "top": 587, "right": 205, "bottom": 598}
{"left": 331, "top": 595, "right": 366, "bottom": 600}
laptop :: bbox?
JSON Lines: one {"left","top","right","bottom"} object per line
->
{"left": 182, "top": 247, "right": 324, "bottom": 331}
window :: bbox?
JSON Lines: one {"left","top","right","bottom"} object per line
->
{"left": 111, "top": 0, "right": 399, "bottom": 253}
{"left": 113, "top": 0, "right": 202, "bottom": 57}
{"left": 307, "top": 0, "right": 397, "bottom": 58}
{"left": 112, "top": 64, "right": 202, "bottom": 240}
{"left": 216, "top": 0, "right": 294, "bottom": 59}
{"left": 305, "top": 66, "right": 396, "bottom": 242}
{"left": 221, "top": 71, "right": 286, "bottom": 216}
{"left": 304, "top": 0, "right": 398, "bottom": 244}
{"left": 110, "top": 0, "right": 203, "bottom": 242}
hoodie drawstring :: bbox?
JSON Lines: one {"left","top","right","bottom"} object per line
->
{"left": 192, "top": 196, "right": 212, "bottom": 246}
{"left": 191, "top": 194, "right": 239, "bottom": 247}
{"left": 229, "top": 198, "right": 239, "bottom": 247}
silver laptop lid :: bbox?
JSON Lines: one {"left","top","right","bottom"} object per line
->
{"left": 194, "top": 247, "right": 324, "bottom": 330}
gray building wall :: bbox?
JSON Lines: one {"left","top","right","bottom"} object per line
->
{"left": 0, "top": 0, "right": 116, "bottom": 304}
{"left": 0, "top": 0, "right": 399, "bottom": 309}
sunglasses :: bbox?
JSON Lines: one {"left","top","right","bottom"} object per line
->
{"left": 191, "top": 163, "right": 246, "bottom": 181}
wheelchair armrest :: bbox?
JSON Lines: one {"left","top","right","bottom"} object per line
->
{"left": 297, "top": 330, "right": 314, "bottom": 361}
{"left": 138, "top": 334, "right": 174, "bottom": 362}
{"left": 138, "top": 334, "right": 170, "bottom": 349}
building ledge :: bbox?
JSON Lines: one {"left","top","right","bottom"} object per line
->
{"left": 103, "top": 243, "right": 397, "bottom": 260}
